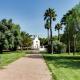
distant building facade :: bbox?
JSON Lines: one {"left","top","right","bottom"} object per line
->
{"left": 32, "top": 36, "right": 40, "bottom": 49}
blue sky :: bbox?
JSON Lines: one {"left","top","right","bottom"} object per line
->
{"left": 0, "top": 0, "right": 80, "bottom": 37}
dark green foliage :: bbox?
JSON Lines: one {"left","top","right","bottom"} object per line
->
{"left": 53, "top": 41, "right": 66, "bottom": 53}
{"left": 61, "top": 3, "right": 80, "bottom": 53}
{"left": 46, "top": 44, "right": 52, "bottom": 53}
{"left": 46, "top": 40, "right": 66, "bottom": 53}
{"left": 39, "top": 38, "right": 48, "bottom": 46}
{"left": 76, "top": 33, "right": 80, "bottom": 52}
{"left": 0, "top": 32, "right": 5, "bottom": 53}
{"left": 55, "top": 23, "right": 62, "bottom": 41}
{"left": 21, "top": 31, "right": 32, "bottom": 49}
{"left": 0, "top": 19, "right": 32, "bottom": 52}
{"left": 0, "top": 19, "right": 21, "bottom": 52}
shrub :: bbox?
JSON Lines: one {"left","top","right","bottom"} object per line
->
{"left": 53, "top": 41, "right": 66, "bottom": 53}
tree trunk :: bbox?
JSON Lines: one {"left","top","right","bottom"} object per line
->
{"left": 47, "top": 29, "right": 50, "bottom": 45}
{"left": 58, "top": 30, "right": 60, "bottom": 41}
{"left": 68, "top": 40, "right": 70, "bottom": 54}
{"left": 73, "top": 37, "right": 75, "bottom": 55}
{"left": 0, "top": 46, "right": 3, "bottom": 54}
{"left": 50, "top": 18, "right": 53, "bottom": 54}
{"left": 73, "top": 34, "right": 76, "bottom": 55}
{"left": 67, "top": 24, "right": 70, "bottom": 54}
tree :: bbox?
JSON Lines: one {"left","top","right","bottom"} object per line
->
{"left": 0, "top": 21, "right": 8, "bottom": 53}
{"left": 55, "top": 23, "right": 62, "bottom": 41}
{"left": 61, "top": 3, "right": 80, "bottom": 54}
{"left": 0, "top": 19, "right": 22, "bottom": 52}
{"left": 44, "top": 19, "right": 50, "bottom": 44}
{"left": 44, "top": 8, "right": 57, "bottom": 54}
{"left": 53, "top": 40, "right": 66, "bottom": 53}
{"left": 61, "top": 11, "right": 72, "bottom": 54}
{"left": 11, "top": 24, "right": 21, "bottom": 50}
{"left": 39, "top": 37, "right": 48, "bottom": 46}
{"left": 21, "top": 31, "right": 32, "bottom": 49}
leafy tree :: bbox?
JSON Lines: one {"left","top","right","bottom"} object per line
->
{"left": 0, "top": 19, "right": 22, "bottom": 52}
{"left": 21, "top": 31, "right": 32, "bottom": 49}
{"left": 0, "top": 32, "right": 5, "bottom": 53}
{"left": 52, "top": 36, "right": 58, "bottom": 41}
{"left": 11, "top": 24, "right": 21, "bottom": 50}
{"left": 53, "top": 40, "right": 66, "bottom": 53}
{"left": 0, "top": 21, "right": 8, "bottom": 53}
{"left": 39, "top": 37, "right": 48, "bottom": 46}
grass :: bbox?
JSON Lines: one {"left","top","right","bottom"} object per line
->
{"left": 43, "top": 53, "right": 80, "bottom": 80}
{"left": 0, "top": 50, "right": 26, "bottom": 68}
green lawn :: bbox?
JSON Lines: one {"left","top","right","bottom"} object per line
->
{"left": 0, "top": 50, "right": 26, "bottom": 68}
{"left": 43, "top": 53, "right": 80, "bottom": 80}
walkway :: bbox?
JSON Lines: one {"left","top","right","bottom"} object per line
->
{"left": 0, "top": 53, "right": 52, "bottom": 80}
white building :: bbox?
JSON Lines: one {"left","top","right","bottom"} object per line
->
{"left": 32, "top": 36, "right": 40, "bottom": 49}
{"left": 39, "top": 46, "right": 47, "bottom": 52}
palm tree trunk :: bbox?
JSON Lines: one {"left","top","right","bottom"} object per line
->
{"left": 68, "top": 40, "right": 70, "bottom": 54}
{"left": 66, "top": 28, "right": 70, "bottom": 54}
{"left": 67, "top": 24, "right": 70, "bottom": 54}
{"left": 58, "top": 30, "right": 60, "bottom": 41}
{"left": 50, "top": 18, "right": 53, "bottom": 54}
{"left": 73, "top": 37, "right": 75, "bottom": 55}
{"left": 47, "top": 29, "right": 50, "bottom": 45}
{"left": 73, "top": 34, "right": 76, "bottom": 55}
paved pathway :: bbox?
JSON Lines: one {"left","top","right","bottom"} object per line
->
{"left": 0, "top": 53, "right": 52, "bottom": 80}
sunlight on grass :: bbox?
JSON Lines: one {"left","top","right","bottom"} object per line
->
{"left": 0, "top": 51, "right": 26, "bottom": 68}
{"left": 43, "top": 53, "right": 80, "bottom": 80}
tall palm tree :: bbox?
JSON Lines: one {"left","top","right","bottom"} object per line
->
{"left": 55, "top": 23, "right": 62, "bottom": 41}
{"left": 70, "top": 8, "right": 78, "bottom": 55}
{"left": 61, "top": 10, "right": 75, "bottom": 54}
{"left": 61, "top": 13, "right": 70, "bottom": 54}
{"left": 44, "top": 19, "right": 50, "bottom": 44}
{"left": 44, "top": 8, "right": 57, "bottom": 54}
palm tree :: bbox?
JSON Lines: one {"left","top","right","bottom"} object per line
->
{"left": 61, "top": 13, "right": 71, "bottom": 54}
{"left": 44, "top": 8, "right": 57, "bottom": 54}
{"left": 44, "top": 19, "right": 50, "bottom": 44}
{"left": 55, "top": 23, "right": 62, "bottom": 41}
{"left": 61, "top": 10, "right": 75, "bottom": 54}
{"left": 70, "top": 8, "right": 78, "bottom": 55}
{"left": 1, "top": 19, "right": 12, "bottom": 30}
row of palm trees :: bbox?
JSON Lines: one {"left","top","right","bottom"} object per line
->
{"left": 44, "top": 8, "right": 62, "bottom": 54}
{"left": 44, "top": 5, "right": 80, "bottom": 54}
{"left": 61, "top": 8, "right": 79, "bottom": 54}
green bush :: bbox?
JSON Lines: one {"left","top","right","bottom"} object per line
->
{"left": 46, "top": 41, "right": 66, "bottom": 53}
{"left": 53, "top": 41, "right": 66, "bottom": 53}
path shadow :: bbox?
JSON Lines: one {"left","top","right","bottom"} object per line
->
{"left": 25, "top": 50, "right": 40, "bottom": 54}
{"left": 44, "top": 55, "right": 80, "bottom": 69}
{"left": 27, "top": 54, "right": 42, "bottom": 59}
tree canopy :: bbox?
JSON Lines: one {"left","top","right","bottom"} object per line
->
{"left": 0, "top": 19, "right": 32, "bottom": 52}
